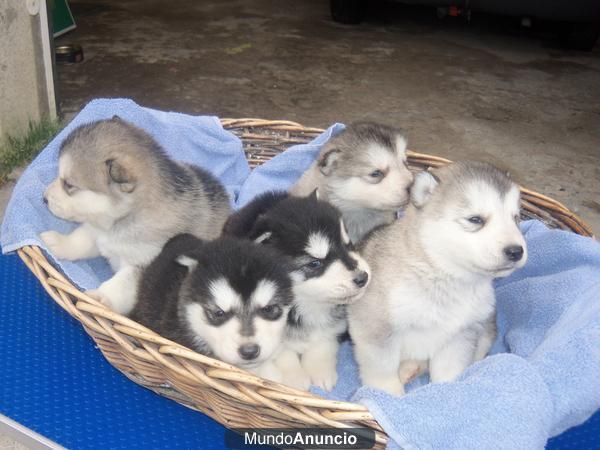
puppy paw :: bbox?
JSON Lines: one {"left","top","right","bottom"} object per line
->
{"left": 40, "top": 230, "right": 71, "bottom": 260}
{"left": 86, "top": 269, "right": 140, "bottom": 315}
{"left": 364, "top": 376, "right": 405, "bottom": 396}
{"left": 398, "top": 359, "right": 427, "bottom": 384}
{"left": 301, "top": 347, "right": 339, "bottom": 391}
{"left": 85, "top": 289, "right": 112, "bottom": 308}
{"left": 253, "top": 362, "right": 283, "bottom": 384}
{"left": 282, "top": 371, "right": 311, "bottom": 391}
{"left": 306, "top": 363, "right": 338, "bottom": 392}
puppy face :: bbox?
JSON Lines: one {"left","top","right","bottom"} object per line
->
{"left": 248, "top": 196, "right": 372, "bottom": 304}
{"left": 43, "top": 120, "right": 139, "bottom": 228}
{"left": 290, "top": 227, "right": 371, "bottom": 305}
{"left": 177, "top": 241, "right": 293, "bottom": 369}
{"left": 412, "top": 162, "right": 527, "bottom": 278}
{"left": 44, "top": 153, "right": 135, "bottom": 228}
{"left": 319, "top": 123, "right": 413, "bottom": 211}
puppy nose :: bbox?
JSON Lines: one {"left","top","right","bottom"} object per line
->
{"left": 238, "top": 344, "right": 260, "bottom": 360}
{"left": 504, "top": 245, "right": 524, "bottom": 262}
{"left": 353, "top": 271, "right": 369, "bottom": 288}
{"left": 42, "top": 195, "right": 48, "bottom": 205}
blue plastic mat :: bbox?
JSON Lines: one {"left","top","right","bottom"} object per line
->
{"left": 0, "top": 253, "right": 227, "bottom": 449}
{"left": 0, "top": 252, "right": 598, "bottom": 449}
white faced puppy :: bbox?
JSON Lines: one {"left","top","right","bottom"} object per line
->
{"left": 224, "top": 191, "right": 371, "bottom": 391}
{"left": 130, "top": 234, "right": 294, "bottom": 381}
{"left": 348, "top": 161, "right": 527, "bottom": 395}
{"left": 290, "top": 122, "right": 413, "bottom": 244}
{"left": 39, "top": 117, "right": 231, "bottom": 314}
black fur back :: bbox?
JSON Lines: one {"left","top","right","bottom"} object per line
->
{"left": 223, "top": 191, "right": 288, "bottom": 237}
{"left": 189, "top": 165, "right": 231, "bottom": 205}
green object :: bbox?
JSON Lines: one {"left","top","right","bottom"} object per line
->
{"left": 0, "top": 118, "right": 63, "bottom": 184}
{"left": 50, "top": 0, "right": 76, "bottom": 37}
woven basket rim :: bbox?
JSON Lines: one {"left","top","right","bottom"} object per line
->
{"left": 16, "top": 118, "right": 594, "bottom": 448}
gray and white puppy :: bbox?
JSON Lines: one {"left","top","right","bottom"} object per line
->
{"left": 40, "top": 117, "right": 231, "bottom": 314}
{"left": 348, "top": 161, "right": 527, "bottom": 395}
{"left": 290, "top": 122, "right": 414, "bottom": 243}
{"left": 130, "top": 233, "right": 294, "bottom": 381}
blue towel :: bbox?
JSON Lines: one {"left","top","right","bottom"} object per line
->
{"left": 235, "top": 123, "right": 345, "bottom": 207}
{"left": 0, "top": 99, "right": 249, "bottom": 289}
{"left": 2, "top": 101, "right": 599, "bottom": 448}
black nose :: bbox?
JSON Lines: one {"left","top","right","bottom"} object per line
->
{"left": 504, "top": 245, "right": 524, "bottom": 262}
{"left": 238, "top": 344, "right": 260, "bottom": 360}
{"left": 43, "top": 196, "right": 48, "bottom": 205}
{"left": 353, "top": 271, "right": 369, "bottom": 288}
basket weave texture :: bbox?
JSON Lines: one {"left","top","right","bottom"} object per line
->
{"left": 17, "top": 119, "right": 594, "bottom": 448}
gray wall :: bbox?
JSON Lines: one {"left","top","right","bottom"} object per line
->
{"left": 0, "top": 0, "right": 56, "bottom": 138}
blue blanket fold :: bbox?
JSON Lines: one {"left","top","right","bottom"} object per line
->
{"left": 359, "top": 354, "right": 554, "bottom": 450}
{"left": 2, "top": 100, "right": 599, "bottom": 448}
{"left": 235, "top": 123, "right": 345, "bottom": 207}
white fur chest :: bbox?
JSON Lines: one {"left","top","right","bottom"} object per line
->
{"left": 285, "top": 299, "right": 346, "bottom": 354}
{"left": 96, "top": 228, "right": 162, "bottom": 270}
{"left": 387, "top": 276, "right": 495, "bottom": 359}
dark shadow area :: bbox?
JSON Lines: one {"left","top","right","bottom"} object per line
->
{"left": 349, "top": 1, "right": 599, "bottom": 51}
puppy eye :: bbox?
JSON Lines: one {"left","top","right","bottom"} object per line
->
{"left": 467, "top": 216, "right": 485, "bottom": 225}
{"left": 306, "top": 259, "right": 322, "bottom": 269}
{"left": 206, "top": 308, "right": 227, "bottom": 323}
{"left": 260, "top": 304, "right": 282, "bottom": 320}
{"left": 62, "top": 179, "right": 75, "bottom": 192}
{"left": 369, "top": 170, "right": 384, "bottom": 179}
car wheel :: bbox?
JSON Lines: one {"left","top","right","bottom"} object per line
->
{"left": 559, "top": 22, "right": 599, "bottom": 51}
{"left": 330, "top": 0, "right": 365, "bottom": 24}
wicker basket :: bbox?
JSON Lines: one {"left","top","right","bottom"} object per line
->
{"left": 17, "top": 119, "right": 594, "bottom": 448}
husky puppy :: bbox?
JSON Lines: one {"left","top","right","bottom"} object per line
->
{"left": 290, "top": 122, "right": 413, "bottom": 244}
{"left": 130, "top": 233, "right": 294, "bottom": 381}
{"left": 348, "top": 161, "right": 527, "bottom": 395}
{"left": 224, "top": 191, "right": 371, "bottom": 390}
{"left": 39, "top": 117, "right": 231, "bottom": 314}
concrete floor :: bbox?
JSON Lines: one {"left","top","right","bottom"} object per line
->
{"left": 0, "top": 435, "right": 28, "bottom": 450}
{"left": 51, "top": 0, "right": 600, "bottom": 233}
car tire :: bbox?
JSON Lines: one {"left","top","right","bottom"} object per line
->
{"left": 559, "top": 22, "right": 599, "bottom": 51}
{"left": 330, "top": 0, "right": 365, "bottom": 24}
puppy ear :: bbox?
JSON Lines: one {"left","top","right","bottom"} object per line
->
{"left": 411, "top": 170, "right": 439, "bottom": 208}
{"left": 106, "top": 159, "right": 136, "bottom": 193}
{"left": 318, "top": 147, "right": 341, "bottom": 176}
{"left": 395, "top": 134, "right": 407, "bottom": 157}
{"left": 308, "top": 188, "right": 320, "bottom": 201}
{"left": 163, "top": 233, "right": 203, "bottom": 271}
{"left": 175, "top": 255, "right": 198, "bottom": 271}
{"left": 248, "top": 216, "right": 275, "bottom": 245}
{"left": 340, "top": 218, "right": 351, "bottom": 245}
{"left": 254, "top": 231, "right": 272, "bottom": 243}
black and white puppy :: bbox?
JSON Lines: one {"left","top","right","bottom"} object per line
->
{"left": 129, "top": 233, "right": 294, "bottom": 381}
{"left": 223, "top": 191, "right": 371, "bottom": 391}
